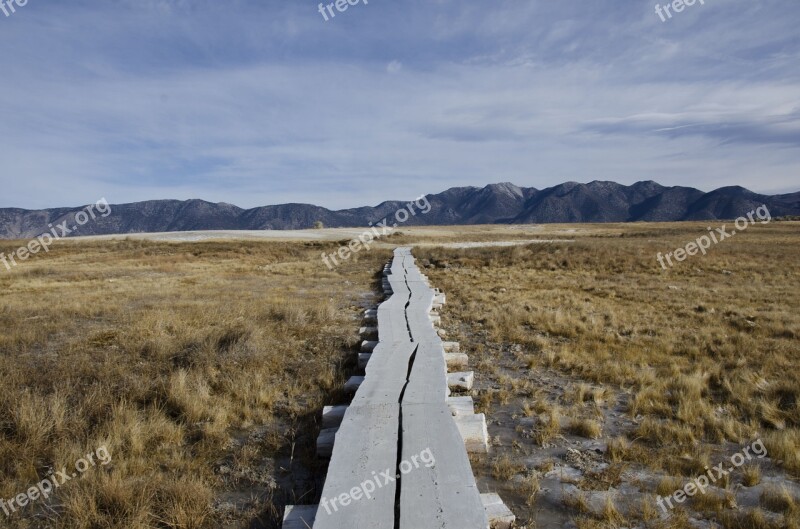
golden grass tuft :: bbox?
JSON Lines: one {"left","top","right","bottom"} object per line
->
{"left": 568, "top": 417, "right": 603, "bottom": 439}
{"left": 743, "top": 464, "right": 763, "bottom": 487}
{"left": 718, "top": 508, "right": 776, "bottom": 529}
{"left": 533, "top": 405, "right": 562, "bottom": 446}
{"left": 491, "top": 454, "right": 525, "bottom": 481}
{"left": 760, "top": 485, "right": 797, "bottom": 514}
{"left": 520, "top": 472, "right": 541, "bottom": 506}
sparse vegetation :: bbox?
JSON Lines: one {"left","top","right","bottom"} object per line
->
{"left": 519, "top": 472, "right": 541, "bottom": 506}
{"left": 533, "top": 404, "right": 562, "bottom": 446}
{"left": 491, "top": 454, "right": 524, "bottom": 481}
{"left": 0, "top": 238, "right": 390, "bottom": 528}
{"left": 568, "top": 418, "right": 602, "bottom": 439}
{"left": 2, "top": 221, "right": 798, "bottom": 528}
{"left": 760, "top": 485, "right": 797, "bottom": 514}
{"left": 743, "top": 464, "right": 763, "bottom": 487}
{"left": 415, "top": 221, "right": 800, "bottom": 527}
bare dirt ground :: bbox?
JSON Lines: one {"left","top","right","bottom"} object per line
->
{"left": 75, "top": 223, "right": 586, "bottom": 245}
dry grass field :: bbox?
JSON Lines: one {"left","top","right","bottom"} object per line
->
{"left": 415, "top": 220, "right": 800, "bottom": 529}
{"left": 0, "top": 221, "right": 798, "bottom": 529}
{"left": 0, "top": 238, "right": 391, "bottom": 528}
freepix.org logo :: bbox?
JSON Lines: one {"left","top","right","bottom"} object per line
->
{"left": 1, "top": 198, "right": 112, "bottom": 272}
{"left": 655, "top": 0, "right": 706, "bottom": 22}
{"left": 0, "top": 0, "right": 29, "bottom": 18}
{"left": 319, "top": 448, "right": 436, "bottom": 516}
{"left": 317, "top": 0, "right": 368, "bottom": 22}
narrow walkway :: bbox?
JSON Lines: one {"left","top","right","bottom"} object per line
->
{"left": 284, "top": 248, "right": 512, "bottom": 529}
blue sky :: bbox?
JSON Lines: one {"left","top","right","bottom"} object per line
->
{"left": 0, "top": 0, "right": 798, "bottom": 209}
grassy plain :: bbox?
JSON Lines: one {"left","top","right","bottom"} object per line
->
{"left": 416, "top": 220, "right": 800, "bottom": 529}
{"left": 0, "top": 221, "right": 798, "bottom": 528}
{"left": 0, "top": 238, "right": 390, "bottom": 528}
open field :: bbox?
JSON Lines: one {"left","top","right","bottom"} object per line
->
{"left": 416, "top": 221, "right": 800, "bottom": 529}
{"left": 75, "top": 224, "right": 578, "bottom": 245}
{"left": 1, "top": 221, "right": 798, "bottom": 528}
{"left": 0, "top": 238, "right": 392, "bottom": 528}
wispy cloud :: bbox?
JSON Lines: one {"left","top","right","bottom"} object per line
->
{"left": 583, "top": 108, "right": 800, "bottom": 146}
{"left": 0, "top": 0, "right": 798, "bottom": 209}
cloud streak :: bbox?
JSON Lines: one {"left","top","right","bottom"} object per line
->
{"left": 0, "top": 0, "right": 798, "bottom": 209}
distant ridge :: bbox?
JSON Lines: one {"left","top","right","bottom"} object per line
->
{"left": 1, "top": 181, "right": 798, "bottom": 239}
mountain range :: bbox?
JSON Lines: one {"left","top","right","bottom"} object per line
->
{"left": 1, "top": 181, "right": 798, "bottom": 239}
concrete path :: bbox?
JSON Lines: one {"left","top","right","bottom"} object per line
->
{"left": 284, "top": 248, "right": 513, "bottom": 529}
